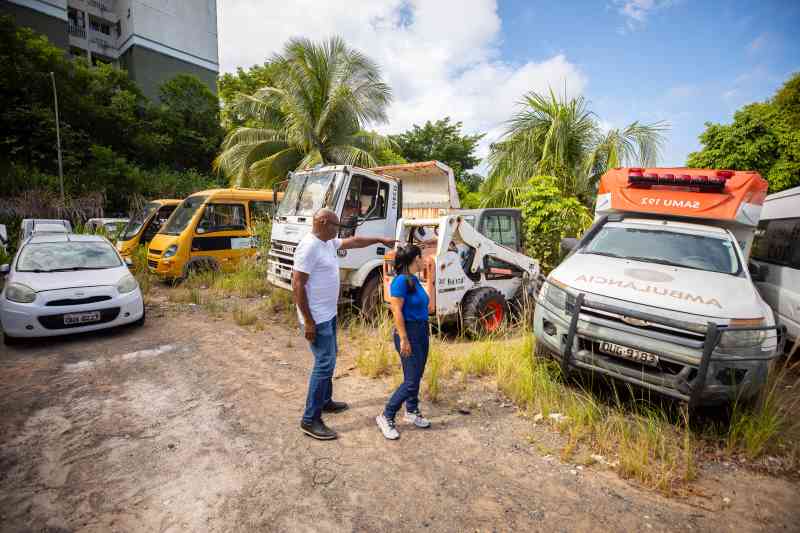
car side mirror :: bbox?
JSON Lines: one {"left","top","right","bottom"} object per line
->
{"left": 0, "top": 264, "right": 9, "bottom": 277}
{"left": 124, "top": 257, "right": 134, "bottom": 268}
{"left": 749, "top": 262, "right": 767, "bottom": 282}
{"left": 561, "top": 238, "right": 579, "bottom": 256}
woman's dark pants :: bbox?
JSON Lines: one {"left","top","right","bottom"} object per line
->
{"left": 383, "top": 320, "right": 429, "bottom": 421}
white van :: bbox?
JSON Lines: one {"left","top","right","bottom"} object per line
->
{"left": 533, "top": 168, "right": 781, "bottom": 407}
{"left": 751, "top": 186, "right": 800, "bottom": 356}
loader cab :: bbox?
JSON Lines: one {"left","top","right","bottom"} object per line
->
{"left": 458, "top": 209, "right": 523, "bottom": 251}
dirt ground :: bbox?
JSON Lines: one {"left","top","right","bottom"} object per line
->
{"left": 1, "top": 295, "right": 798, "bottom": 532}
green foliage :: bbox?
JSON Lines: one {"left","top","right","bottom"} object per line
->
{"left": 217, "top": 62, "right": 280, "bottom": 127}
{"left": 214, "top": 36, "right": 394, "bottom": 187}
{"left": 484, "top": 89, "right": 667, "bottom": 206}
{"left": 456, "top": 182, "right": 482, "bottom": 209}
{"left": 687, "top": 73, "right": 800, "bottom": 193}
{"left": 519, "top": 176, "right": 593, "bottom": 272}
{"left": 390, "top": 117, "right": 484, "bottom": 184}
{"left": 0, "top": 15, "right": 222, "bottom": 212}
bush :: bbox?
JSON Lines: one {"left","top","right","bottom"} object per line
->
{"left": 519, "top": 175, "right": 593, "bottom": 273}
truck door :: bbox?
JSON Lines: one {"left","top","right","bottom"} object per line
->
{"left": 338, "top": 174, "right": 395, "bottom": 269}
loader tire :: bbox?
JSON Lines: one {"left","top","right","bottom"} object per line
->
{"left": 462, "top": 287, "right": 508, "bottom": 338}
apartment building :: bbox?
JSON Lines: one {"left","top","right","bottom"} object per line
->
{"left": 1, "top": 0, "right": 219, "bottom": 101}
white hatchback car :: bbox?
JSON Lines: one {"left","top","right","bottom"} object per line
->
{"left": 0, "top": 234, "right": 144, "bottom": 345}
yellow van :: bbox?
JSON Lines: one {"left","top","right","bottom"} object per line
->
{"left": 117, "top": 199, "right": 181, "bottom": 260}
{"left": 146, "top": 189, "right": 280, "bottom": 279}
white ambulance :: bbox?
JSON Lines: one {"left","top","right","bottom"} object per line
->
{"left": 533, "top": 168, "right": 782, "bottom": 407}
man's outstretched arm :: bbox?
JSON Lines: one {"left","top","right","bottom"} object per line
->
{"left": 339, "top": 236, "right": 397, "bottom": 250}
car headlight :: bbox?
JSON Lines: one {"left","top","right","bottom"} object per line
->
{"left": 718, "top": 318, "right": 766, "bottom": 350}
{"left": 540, "top": 278, "right": 568, "bottom": 311}
{"left": 162, "top": 244, "right": 178, "bottom": 258}
{"left": 117, "top": 274, "right": 139, "bottom": 294}
{"left": 5, "top": 282, "right": 36, "bottom": 303}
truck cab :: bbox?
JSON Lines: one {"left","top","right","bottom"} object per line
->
{"left": 267, "top": 161, "right": 459, "bottom": 312}
{"left": 533, "top": 168, "right": 781, "bottom": 407}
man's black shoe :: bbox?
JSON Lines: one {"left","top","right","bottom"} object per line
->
{"left": 322, "top": 400, "right": 349, "bottom": 413}
{"left": 301, "top": 419, "right": 338, "bottom": 440}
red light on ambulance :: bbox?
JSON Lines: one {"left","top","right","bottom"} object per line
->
{"left": 716, "top": 170, "right": 734, "bottom": 179}
{"left": 677, "top": 174, "right": 692, "bottom": 183}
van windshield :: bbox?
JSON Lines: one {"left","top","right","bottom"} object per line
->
{"left": 276, "top": 172, "right": 338, "bottom": 217}
{"left": 122, "top": 203, "right": 158, "bottom": 241}
{"left": 583, "top": 225, "right": 741, "bottom": 275}
{"left": 162, "top": 196, "right": 207, "bottom": 235}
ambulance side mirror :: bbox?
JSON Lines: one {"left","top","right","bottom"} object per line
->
{"left": 561, "top": 238, "right": 578, "bottom": 256}
{"left": 748, "top": 262, "right": 767, "bottom": 282}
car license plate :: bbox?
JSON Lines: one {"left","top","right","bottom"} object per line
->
{"left": 599, "top": 341, "right": 659, "bottom": 367}
{"left": 64, "top": 311, "right": 101, "bottom": 325}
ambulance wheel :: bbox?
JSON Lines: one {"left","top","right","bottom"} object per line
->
{"left": 463, "top": 287, "right": 508, "bottom": 338}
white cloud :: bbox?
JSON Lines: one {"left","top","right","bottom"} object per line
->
{"left": 217, "top": 0, "right": 587, "bottom": 171}
{"left": 613, "top": 0, "right": 674, "bottom": 31}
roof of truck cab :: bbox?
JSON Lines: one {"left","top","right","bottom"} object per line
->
{"left": 187, "top": 188, "right": 281, "bottom": 201}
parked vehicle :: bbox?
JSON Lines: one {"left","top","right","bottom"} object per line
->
{"left": 117, "top": 200, "right": 181, "bottom": 260}
{"left": 30, "top": 223, "right": 69, "bottom": 236}
{"left": 383, "top": 214, "right": 539, "bottom": 336}
{"left": 86, "top": 218, "right": 129, "bottom": 238}
{"left": 19, "top": 219, "right": 72, "bottom": 242}
{"left": 268, "top": 161, "right": 460, "bottom": 312}
{"left": 0, "top": 224, "right": 8, "bottom": 254}
{"left": 533, "top": 168, "right": 782, "bottom": 407}
{"left": 751, "top": 186, "right": 800, "bottom": 357}
{"left": 0, "top": 233, "right": 144, "bottom": 345}
{"left": 146, "top": 189, "right": 281, "bottom": 279}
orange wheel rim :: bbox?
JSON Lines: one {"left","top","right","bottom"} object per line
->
{"left": 482, "top": 301, "right": 504, "bottom": 332}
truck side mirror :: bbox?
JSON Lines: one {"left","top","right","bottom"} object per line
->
{"left": 561, "top": 238, "right": 579, "bottom": 256}
{"left": 749, "top": 262, "right": 767, "bottom": 282}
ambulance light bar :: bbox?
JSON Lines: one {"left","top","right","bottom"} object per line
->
{"left": 628, "top": 168, "right": 729, "bottom": 192}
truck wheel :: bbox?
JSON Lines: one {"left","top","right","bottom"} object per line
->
{"left": 463, "top": 287, "right": 508, "bottom": 338}
{"left": 358, "top": 274, "right": 384, "bottom": 321}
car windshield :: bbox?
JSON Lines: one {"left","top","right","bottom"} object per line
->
{"left": 583, "top": 225, "right": 741, "bottom": 275}
{"left": 276, "top": 172, "right": 337, "bottom": 217}
{"left": 16, "top": 241, "right": 122, "bottom": 272}
{"left": 122, "top": 203, "right": 158, "bottom": 240}
{"left": 162, "top": 196, "right": 207, "bottom": 235}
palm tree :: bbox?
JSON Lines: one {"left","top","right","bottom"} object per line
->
{"left": 214, "top": 37, "right": 393, "bottom": 187}
{"left": 481, "top": 89, "right": 668, "bottom": 206}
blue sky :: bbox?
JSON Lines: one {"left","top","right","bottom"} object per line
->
{"left": 219, "top": 0, "right": 800, "bottom": 169}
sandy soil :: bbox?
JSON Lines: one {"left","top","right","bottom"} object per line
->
{"left": 1, "top": 296, "right": 798, "bottom": 532}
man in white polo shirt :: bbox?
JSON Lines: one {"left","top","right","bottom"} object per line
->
{"left": 292, "top": 208, "right": 395, "bottom": 440}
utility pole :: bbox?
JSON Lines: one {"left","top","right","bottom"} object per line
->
{"left": 50, "top": 71, "right": 65, "bottom": 210}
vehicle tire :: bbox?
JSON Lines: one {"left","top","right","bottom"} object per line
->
{"left": 133, "top": 306, "right": 146, "bottom": 327}
{"left": 358, "top": 273, "right": 384, "bottom": 322}
{"left": 462, "top": 287, "right": 508, "bottom": 338}
{"left": 3, "top": 333, "right": 21, "bottom": 346}
{"left": 182, "top": 258, "right": 219, "bottom": 280}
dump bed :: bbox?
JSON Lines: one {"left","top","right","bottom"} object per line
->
{"left": 371, "top": 161, "right": 460, "bottom": 218}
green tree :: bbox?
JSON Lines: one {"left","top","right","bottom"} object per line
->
{"left": 687, "top": 73, "right": 800, "bottom": 192}
{"left": 214, "top": 36, "right": 394, "bottom": 187}
{"left": 217, "top": 62, "right": 280, "bottom": 127}
{"left": 390, "top": 117, "right": 484, "bottom": 184}
{"left": 518, "top": 175, "right": 593, "bottom": 273}
{"left": 483, "top": 90, "right": 667, "bottom": 206}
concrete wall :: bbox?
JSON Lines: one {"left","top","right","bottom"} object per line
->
{"left": 0, "top": 0, "right": 69, "bottom": 49}
{"left": 119, "top": 44, "right": 217, "bottom": 101}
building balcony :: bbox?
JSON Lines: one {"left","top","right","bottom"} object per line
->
{"left": 68, "top": 24, "right": 87, "bottom": 39}
{"left": 87, "top": 0, "right": 113, "bottom": 13}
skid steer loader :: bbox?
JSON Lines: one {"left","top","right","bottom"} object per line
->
{"left": 383, "top": 214, "right": 541, "bottom": 337}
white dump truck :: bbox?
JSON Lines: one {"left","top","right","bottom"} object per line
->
{"left": 267, "top": 161, "right": 460, "bottom": 313}
{"left": 533, "top": 167, "right": 784, "bottom": 407}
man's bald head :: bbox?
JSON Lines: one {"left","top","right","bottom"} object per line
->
{"left": 312, "top": 208, "right": 340, "bottom": 241}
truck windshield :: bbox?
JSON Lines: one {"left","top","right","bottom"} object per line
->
{"left": 583, "top": 226, "right": 741, "bottom": 275}
{"left": 276, "top": 172, "right": 337, "bottom": 217}
{"left": 162, "top": 196, "right": 207, "bottom": 235}
{"left": 121, "top": 202, "right": 158, "bottom": 241}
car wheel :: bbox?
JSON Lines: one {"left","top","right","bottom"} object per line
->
{"left": 133, "top": 306, "right": 146, "bottom": 327}
{"left": 462, "top": 287, "right": 508, "bottom": 338}
{"left": 3, "top": 333, "right": 21, "bottom": 346}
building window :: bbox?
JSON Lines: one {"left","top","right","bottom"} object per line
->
{"left": 89, "top": 16, "right": 112, "bottom": 36}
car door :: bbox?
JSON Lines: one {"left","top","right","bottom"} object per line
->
{"left": 191, "top": 202, "right": 253, "bottom": 271}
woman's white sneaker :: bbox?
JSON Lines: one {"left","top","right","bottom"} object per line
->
{"left": 376, "top": 415, "right": 400, "bottom": 440}
{"left": 404, "top": 411, "right": 431, "bottom": 428}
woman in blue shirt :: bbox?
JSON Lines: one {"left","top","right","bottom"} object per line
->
{"left": 376, "top": 245, "right": 432, "bottom": 440}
